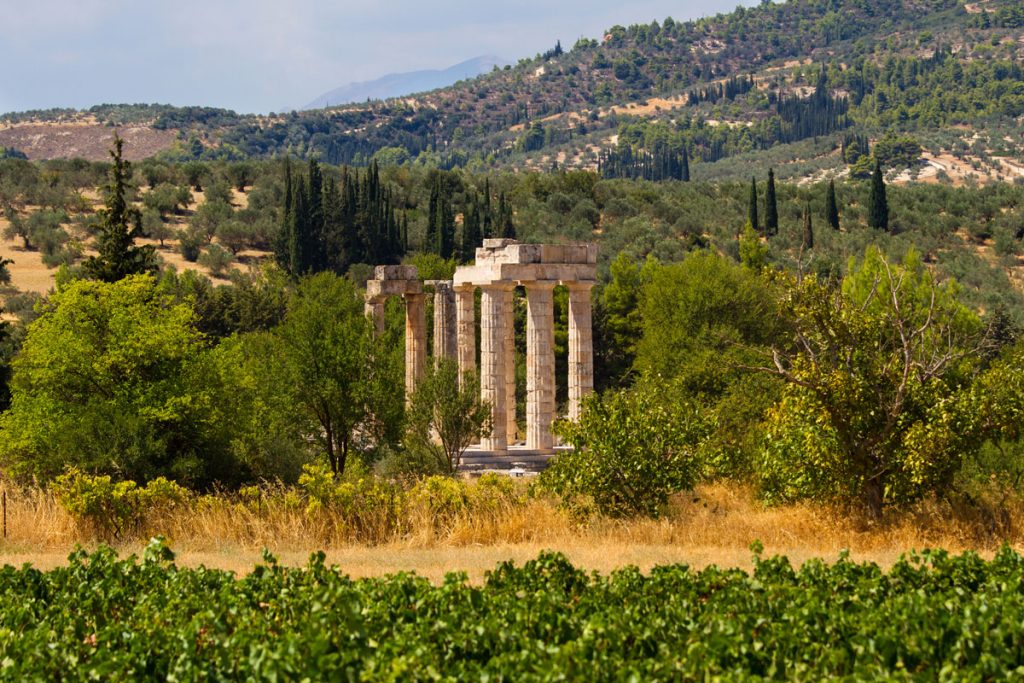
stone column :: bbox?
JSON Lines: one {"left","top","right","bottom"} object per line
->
{"left": 504, "top": 286, "right": 517, "bottom": 443}
{"left": 566, "top": 282, "right": 595, "bottom": 421}
{"left": 404, "top": 293, "right": 427, "bottom": 403}
{"left": 480, "top": 284, "right": 513, "bottom": 452}
{"left": 365, "top": 299, "right": 385, "bottom": 337}
{"left": 525, "top": 282, "right": 556, "bottom": 452}
{"left": 431, "top": 281, "right": 456, "bottom": 362}
{"left": 455, "top": 285, "right": 476, "bottom": 385}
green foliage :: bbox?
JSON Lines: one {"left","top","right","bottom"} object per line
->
{"left": 764, "top": 168, "right": 778, "bottom": 236}
{"left": 7, "top": 545, "right": 1024, "bottom": 678}
{"left": 759, "top": 247, "right": 988, "bottom": 517}
{"left": 738, "top": 222, "right": 768, "bottom": 271}
{"left": 0, "top": 276, "right": 239, "bottom": 487}
{"left": 53, "top": 468, "right": 190, "bottom": 540}
{"left": 405, "top": 360, "right": 491, "bottom": 475}
{"left": 273, "top": 272, "right": 397, "bottom": 475}
{"left": 868, "top": 160, "right": 889, "bottom": 231}
{"left": 544, "top": 380, "right": 709, "bottom": 518}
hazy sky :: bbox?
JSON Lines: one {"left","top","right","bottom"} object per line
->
{"left": 2, "top": 0, "right": 756, "bottom": 115}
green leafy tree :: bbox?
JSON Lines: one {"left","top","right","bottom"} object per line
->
{"left": 825, "top": 179, "right": 840, "bottom": 230}
{"left": 543, "top": 380, "right": 710, "bottom": 518}
{"left": 82, "top": 134, "right": 157, "bottom": 283}
{"left": 405, "top": 359, "right": 491, "bottom": 475}
{"left": 764, "top": 168, "right": 778, "bottom": 236}
{"left": 739, "top": 222, "right": 768, "bottom": 271}
{"left": 273, "top": 272, "right": 384, "bottom": 476}
{"left": 757, "top": 247, "right": 987, "bottom": 518}
{"left": 599, "top": 252, "right": 657, "bottom": 384}
{"left": 0, "top": 275, "right": 237, "bottom": 486}
{"left": 868, "top": 160, "right": 889, "bottom": 231}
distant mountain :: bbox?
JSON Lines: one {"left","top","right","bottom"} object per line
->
{"left": 303, "top": 56, "right": 507, "bottom": 109}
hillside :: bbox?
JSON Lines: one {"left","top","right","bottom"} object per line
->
{"left": 1, "top": 0, "right": 1022, "bottom": 181}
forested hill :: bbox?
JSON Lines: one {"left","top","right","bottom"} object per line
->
{"left": 2, "top": 0, "right": 1023, "bottom": 180}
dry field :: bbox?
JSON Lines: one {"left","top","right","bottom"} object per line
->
{"left": 0, "top": 123, "right": 176, "bottom": 162}
{"left": 2, "top": 482, "right": 1020, "bottom": 582}
{"left": 0, "top": 187, "right": 269, "bottom": 300}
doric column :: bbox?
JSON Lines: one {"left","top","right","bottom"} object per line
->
{"left": 504, "top": 286, "right": 517, "bottom": 443}
{"left": 364, "top": 299, "right": 385, "bottom": 337}
{"left": 404, "top": 292, "right": 427, "bottom": 403}
{"left": 480, "top": 283, "right": 514, "bottom": 452}
{"left": 525, "top": 282, "right": 556, "bottom": 451}
{"left": 566, "top": 281, "right": 595, "bottom": 421}
{"left": 431, "top": 281, "right": 457, "bottom": 362}
{"left": 454, "top": 285, "right": 476, "bottom": 385}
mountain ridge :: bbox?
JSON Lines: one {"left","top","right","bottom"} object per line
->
{"left": 303, "top": 55, "right": 508, "bottom": 110}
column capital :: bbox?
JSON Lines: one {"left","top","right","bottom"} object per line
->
{"left": 563, "top": 280, "right": 595, "bottom": 293}
{"left": 523, "top": 280, "right": 558, "bottom": 293}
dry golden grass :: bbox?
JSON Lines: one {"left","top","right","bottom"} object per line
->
{"left": 1, "top": 481, "right": 1021, "bottom": 581}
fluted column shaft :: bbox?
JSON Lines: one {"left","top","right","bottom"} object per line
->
{"left": 404, "top": 293, "right": 427, "bottom": 403}
{"left": 454, "top": 285, "right": 476, "bottom": 386}
{"left": 432, "top": 282, "right": 456, "bottom": 362}
{"left": 480, "top": 284, "right": 513, "bottom": 452}
{"left": 525, "top": 282, "right": 556, "bottom": 451}
{"left": 504, "top": 287, "right": 517, "bottom": 442}
{"left": 566, "top": 282, "right": 595, "bottom": 420}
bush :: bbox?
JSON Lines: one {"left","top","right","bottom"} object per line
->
{"left": 53, "top": 468, "right": 191, "bottom": 540}
{"left": 542, "top": 380, "right": 711, "bottom": 518}
{"left": 178, "top": 229, "right": 204, "bottom": 262}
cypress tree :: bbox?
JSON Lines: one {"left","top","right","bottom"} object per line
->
{"left": 802, "top": 201, "right": 814, "bottom": 250}
{"left": 765, "top": 168, "right": 778, "bottom": 237}
{"left": 498, "top": 192, "right": 516, "bottom": 239}
{"left": 306, "top": 159, "right": 325, "bottom": 272}
{"left": 748, "top": 177, "right": 759, "bottom": 234}
{"left": 681, "top": 147, "right": 690, "bottom": 182}
{"left": 482, "top": 179, "right": 493, "bottom": 238}
{"left": 275, "top": 158, "right": 294, "bottom": 271}
{"left": 868, "top": 160, "right": 889, "bottom": 231}
{"left": 82, "top": 133, "right": 157, "bottom": 282}
{"left": 825, "top": 178, "right": 840, "bottom": 230}
{"left": 426, "top": 179, "right": 440, "bottom": 252}
{"left": 289, "top": 176, "right": 310, "bottom": 276}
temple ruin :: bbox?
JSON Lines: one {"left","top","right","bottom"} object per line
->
{"left": 365, "top": 239, "right": 597, "bottom": 463}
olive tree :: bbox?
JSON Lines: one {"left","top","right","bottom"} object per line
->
{"left": 756, "top": 247, "right": 990, "bottom": 519}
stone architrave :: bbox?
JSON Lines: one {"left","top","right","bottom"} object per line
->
{"left": 566, "top": 281, "right": 594, "bottom": 421}
{"left": 525, "top": 281, "right": 556, "bottom": 451}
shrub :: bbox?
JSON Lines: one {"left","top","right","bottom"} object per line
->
{"left": 542, "top": 380, "right": 710, "bottom": 518}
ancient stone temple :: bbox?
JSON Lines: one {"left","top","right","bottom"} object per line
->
{"left": 365, "top": 239, "right": 597, "bottom": 461}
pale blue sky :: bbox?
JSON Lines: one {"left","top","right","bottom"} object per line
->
{"left": 2, "top": 0, "right": 756, "bottom": 115}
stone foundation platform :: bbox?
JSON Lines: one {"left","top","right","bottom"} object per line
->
{"left": 457, "top": 445, "right": 570, "bottom": 477}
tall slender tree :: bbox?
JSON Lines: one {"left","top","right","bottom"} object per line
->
{"left": 802, "top": 201, "right": 814, "bottom": 250}
{"left": 681, "top": 147, "right": 690, "bottom": 182}
{"left": 825, "top": 178, "right": 840, "bottom": 230}
{"left": 748, "top": 177, "right": 759, "bottom": 234}
{"left": 764, "top": 168, "right": 779, "bottom": 237}
{"left": 82, "top": 133, "right": 157, "bottom": 282}
{"left": 868, "top": 160, "right": 889, "bottom": 231}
